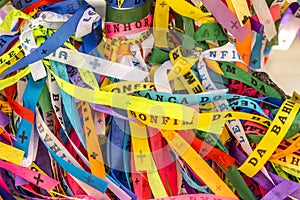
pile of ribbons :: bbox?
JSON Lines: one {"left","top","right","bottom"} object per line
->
{"left": 0, "top": 0, "right": 300, "bottom": 199}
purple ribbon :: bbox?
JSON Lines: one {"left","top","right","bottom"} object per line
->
{"left": 14, "top": 176, "right": 28, "bottom": 187}
{"left": 90, "top": 104, "right": 138, "bottom": 122}
{"left": 0, "top": 132, "right": 10, "bottom": 145}
{"left": 184, "top": 181, "right": 197, "bottom": 194}
{"left": 250, "top": 17, "right": 264, "bottom": 34}
{"left": 0, "top": 168, "right": 44, "bottom": 200}
{"left": 0, "top": 111, "right": 10, "bottom": 127}
{"left": 281, "top": 2, "right": 300, "bottom": 25}
{"left": 0, "top": 9, "right": 6, "bottom": 20}
{"left": 66, "top": 65, "right": 138, "bottom": 122}
{"left": 230, "top": 142, "right": 300, "bottom": 199}
{"left": 289, "top": 2, "right": 300, "bottom": 14}
{"left": 262, "top": 173, "right": 300, "bottom": 200}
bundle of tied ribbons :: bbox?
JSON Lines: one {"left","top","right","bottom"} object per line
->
{"left": 0, "top": 0, "right": 300, "bottom": 199}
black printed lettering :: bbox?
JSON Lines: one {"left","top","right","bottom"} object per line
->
{"left": 278, "top": 156, "right": 287, "bottom": 162}
{"left": 226, "top": 64, "right": 236, "bottom": 74}
{"left": 192, "top": 85, "right": 203, "bottom": 93}
{"left": 291, "top": 157, "right": 300, "bottom": 166}
{"left": 282, "top": 106, "right": 292, "bottom": 114}
{"left": 183, "top": 71, "right": 196, "bottom": 84}
{"left": 278, "top": 116, "right": 287, "bottom": 125}
{"left": 248, "top": 157, "right": 258, "bottom": 166}
{"left": 52, "top": 94, "right": 60, "bottom": 101}
{"left": 271, "top": 125, "right": 281, "bottom": 135}
{"left": 162, "top": 116, "right": 170, "bottom": 124}
{"left": 257, "top": 149, "right": 266, "bottom": 158}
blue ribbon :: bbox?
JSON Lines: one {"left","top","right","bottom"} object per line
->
{"left": 228, "top": 98, "right": 270, "bottom": 119}
{"left": 36, "top": 129, "right": 108, "bottom": 193}
{"left": 106, "top": 174, "right": 137, "bottom": 200}
{"left": 122, "top": 121, "right": 132, "bottom": 191}
{"left": 257, "top": 97, "right": 282, "bottom": 108}
{"left": 177, "top": 163, "right": 210, "bottom": 194}
{"left": 41, "top": 0, "right": 89, "bottom": 14}
{"left": 14, "top": 76, "right": 46, "bottom": 157}
{"left": 51, "top": 60, "right": 86, "bottom": 149}
{"left": 107, "top": 117, "right": 126, "bottom": 178}
{"left": 264, "top": 45, "right": 272, "bottom": 57}
{"left": 250, "top": 33, "right": 263, "bottom": 69}
{"left": 61, "top": 175, "right": 74, "bottom": 196}
{"left": 11, "top": 0, "right": 39, "bottom": 11}
{"left": 80, "top": 20, "right": 103, "bottom": 54}
{"left": 0, "top": 5, "right": 88, "bottom": 78}
{"left": 0, "top": 35, "right": 19, "bottom": 55}
{"left": 106, "top": 0, "right": 147, "bottom": 9}
{"left": 59, "top": 107, "right": 73, "bottom": 144}
{"left": 0, "top": 186, "right": 16, "bottom": 200}
{"left": 135, "top": 90, "right": 227, "bottom": 105}
{"left": 107, "top": 110, "right": 132, "bottom": 190}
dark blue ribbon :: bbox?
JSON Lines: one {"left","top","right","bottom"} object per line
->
{"left": 0, "top": 5, "right": 88, "bottom": 78}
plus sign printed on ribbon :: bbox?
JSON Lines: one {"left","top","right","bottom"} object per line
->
{"left": 0, "top": 0, "right": 300, "bottom": 200}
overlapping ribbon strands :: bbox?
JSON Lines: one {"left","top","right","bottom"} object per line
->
{"left": 0, "top": 0, "right": 300, "bottom": 199}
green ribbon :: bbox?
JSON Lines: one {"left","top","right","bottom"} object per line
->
{"left": 221, "top": 62, "right": 283, "bottom": 99}
{"left": 196, "top": 132, "right": 256, "bottom": 200}
{"left": 105, "top": 0, "right": 152, "bottom": 24}
{"left": 224, "top": 166, "right": 256, "bottom": 200}
{"left": 38, "top": 84, "right": 53, "bottom": 113}
{"left": 148, "top": 47, "right": 169, "bottom": 65}
{"left": 0, "top": 0, "right": 8, "bottom": 8}
{"left": 182, "top": 16, "right": 195, "bottom": 50}
{"left": 266, "top": 20, "right": 280, "bottom": 46}
{"left": 194, "top": 23, "right": 228, "bottom": 42}
{"left": 247, "top": 112, "right": 300, "bottom": 144}
{"left": 196, "top": 131, "right": 228, "bottom": 153}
